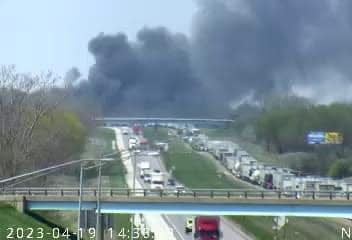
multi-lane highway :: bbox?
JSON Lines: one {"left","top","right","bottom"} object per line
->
{"left": 120, "top": 130, "right": 252, "bottom": 240}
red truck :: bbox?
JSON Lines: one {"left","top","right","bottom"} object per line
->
{"left": 132, "top": 125, "right": 141, "bottom": 135}
{"left": 185, "top": 216, "right": 221, "bottom": 240}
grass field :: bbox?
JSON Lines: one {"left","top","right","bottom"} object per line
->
{"left": 143, "top": 127, "right": 350, "bottom": 240}
{"left": 0, "top": 203, "right": 67, "bottom": 239}
{"left": 164, "top": 140, "right": 247, "bottom": 189}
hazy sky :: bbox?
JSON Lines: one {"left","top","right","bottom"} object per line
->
{"left": 0, "top": 0, "right": 196, "bottom": 78}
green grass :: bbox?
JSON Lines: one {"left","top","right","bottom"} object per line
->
{"left": 164, "top": 140, "right": 245, "bottom": 188}
{"left": 143, "top": 127, "right": 170, "bottom": 142}
{"left": 228, "top": 216, "right": 347, "bottom": 240}
{"left": 230, "top": 216, "right": 275, "bottom": 240}
{"left": 0, "top": 203, "right": 66, "bottom": 239}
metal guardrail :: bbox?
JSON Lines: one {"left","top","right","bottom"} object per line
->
{"left": 0, "top": 187, "right": 351, "bottom": 201}
{"left": 95, "top": 117, "right": 235, "bottom": 123}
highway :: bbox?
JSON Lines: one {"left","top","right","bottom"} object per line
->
{"left": 121, "top": 131, "right": 252, "bottom": 240}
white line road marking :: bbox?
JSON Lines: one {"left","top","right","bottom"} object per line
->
{"left": 163, "top": 215, "right": 186, "bottom": 240}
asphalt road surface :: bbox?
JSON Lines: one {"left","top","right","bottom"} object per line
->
{"left": 122, "top": 132, "right": 252, "bottom": 240}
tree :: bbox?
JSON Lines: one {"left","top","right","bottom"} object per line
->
{"left": 0, "top": 65, "right": 85, "bottom": 177}
{"left": 328, "top": 161, "right": 352, "bottom": 178}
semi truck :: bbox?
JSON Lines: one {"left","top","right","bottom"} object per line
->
{"left": 143, "top": 169, "right": 152, "bottom": 183}
{"left": 273, "top": 168, "right": 295, "bottom": 191}
{"left": 185, "top": 216, "right": 221, "bottom": 240}
{"left": 224, "top": 156, "right": 236, "bottom": 170}
{"left": 207, "top": 141, "right": 223, "bottom": 157}
{"left": 259, "top": 166, "right": 277, "bottom": 189}
{"left": 132, "top": 125, "right": 141, "bottom": 135}
{"left": 122, "top": 128, "right": 129, "bottom": 135}
{"left": 214, "top": 146, "right": 230, "bottom": 160}
{"left": 150, "top": 172, "right": 165, "bottom": 190}
{"left": 239, "top": 158, "right": 257, "bottom": 181}
{"left": 139, "top": 161, "right": 150, "bottom": 178}
{"left": 249, "top": 163, "right": 264, "bottom": 184}
{"left": 128, "top": 137, "right": 138, "bottom": 150}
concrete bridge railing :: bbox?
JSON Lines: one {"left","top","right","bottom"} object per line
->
{"left": 1, "top": 187, "right": 351, "bottom": 202}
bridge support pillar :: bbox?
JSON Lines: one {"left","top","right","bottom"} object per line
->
{"left": 96, "top": 214, "right": 104, "bottom": 240}
{"left": 16, "top": 196, "right": 26, "bottom": 213}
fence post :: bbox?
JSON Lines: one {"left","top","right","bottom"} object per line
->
{"left": 312, "top": 191, "right": 315, "bottom": 200}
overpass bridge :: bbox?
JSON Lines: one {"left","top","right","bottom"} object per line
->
{"left": 94, "top": 117, "right": 234, "bottom": 127}
{"left": 2, "top": 187, "right": 352, "bottom": 218}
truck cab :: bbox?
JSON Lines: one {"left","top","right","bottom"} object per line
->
{"left": 150, "top": 172, "right": 165, "bottom": 190}
{"left": 185, "top": 216, "right": 221, "bottom": 240}
{"left": 143, "top": 169, "right": 152, "bottom": 183}
{"left": 128, "top": 137, "right": 139, "bottom": 150}
{"left": 139, "top": 161, "right": 150, "bottom": 178}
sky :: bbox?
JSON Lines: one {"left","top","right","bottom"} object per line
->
{"left": 0, "top": 0, "right": 196, "bottom": 78}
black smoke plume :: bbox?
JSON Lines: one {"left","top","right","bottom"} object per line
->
{"left": 78, "top": 0, "right": 352, "bottom": 116}
{"left": 192, "top": 0, "right": 352, "bottom": 105}
{"left": 83, "top": 28, "right": 206, "bottom": 117}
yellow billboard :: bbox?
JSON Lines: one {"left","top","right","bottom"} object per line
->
{"left": 324, "top": 132, "right": 343, "bottom": 144}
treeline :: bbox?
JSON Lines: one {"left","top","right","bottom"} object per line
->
{"left": 255, "top": 103, "right": 352, "bottom": 153}
{"left": 251, "top": 101, "right": 352, "bottom": 177}
{"left": 0, "top": 66, "right": 89, "bottom": 178}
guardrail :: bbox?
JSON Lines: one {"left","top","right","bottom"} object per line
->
{"left": 0, "top": 187, "right": 351, "bottom": 201}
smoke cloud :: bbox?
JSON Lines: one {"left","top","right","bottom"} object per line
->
{"left": 83, "top": 28, "right": 206, "bottom": 117}
{"left": 193, "top": 0, "right": 352, "bottom": 105}
{"left": 78, "top": 0, "right": 352, "bottom": 116}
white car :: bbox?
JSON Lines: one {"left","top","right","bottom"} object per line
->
{"left": 144, "top": 173, "right": 152, "bottom": 183}
{"left": 147, "top": 151, "right": 160, "bottom": 156}
{"left": 174, "top": 184, "right": 187, "bottom": 194}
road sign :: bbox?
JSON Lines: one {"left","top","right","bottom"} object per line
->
{"left": 307, "top": 131, "right": 325, "bottom": 144}
{"left": 307, "top": 131, "right": 343, "bottom": 145}
{"left": 325, "top": 132, "right": 343, "bottom": 144}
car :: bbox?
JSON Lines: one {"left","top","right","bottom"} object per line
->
{"left": 153, "top": 169, "right": 161, "bottom": 173}
{"left": 144, "top": 173, "right": 152, "bottom": 183}
{"left": 185, "top": 217, "right": 193, "bottom": 233}
{"left": 167, "top": 179, "right": 176, "bottom": 186}
{"left": 147, "top": 151, "right": 160, "bottom": 156}
{"left": 174, "top": 184, "right": 187, "bottom": 194}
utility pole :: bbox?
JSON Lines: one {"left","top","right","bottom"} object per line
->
{"left": 132, "top": 149, "right": 137, "bottom": 191}
{"left": 130, "top": 149, "right": 137, "bottom": 239}
{"left": 96, "top": 158, "right": 103, "bottom": 240}
{"left": 77, "top": 163, "right": 84, "bottom": 240}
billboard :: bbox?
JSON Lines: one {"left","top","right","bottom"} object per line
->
{"left": 325, "top": 132, "right": 343, "bottom": 144}
{"left": 306, "top": 131, "right": 343, "bottom": 145}
{"left": 306, "top": 131, "right": 325, "bottom": 144}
